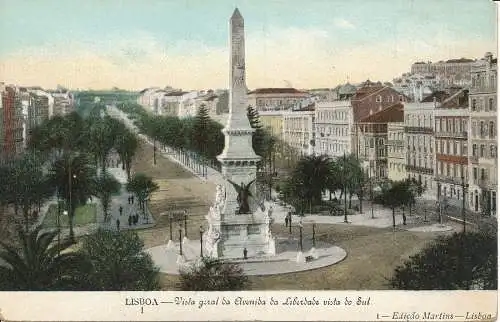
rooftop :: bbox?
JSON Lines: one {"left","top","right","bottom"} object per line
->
{"left": 247, "top": 88, "right": 307, "bottom": 95}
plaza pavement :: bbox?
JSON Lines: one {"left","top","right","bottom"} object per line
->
{"left": 107, "top": 105, "right": 456, "bottom": 233}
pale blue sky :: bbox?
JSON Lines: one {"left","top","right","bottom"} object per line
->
{"left": 0, "top": 0, "right": 497, "bottom": 89}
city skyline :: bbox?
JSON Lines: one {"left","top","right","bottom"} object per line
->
{"left": 0, "top": 0, "right": 497, "bottom": 90}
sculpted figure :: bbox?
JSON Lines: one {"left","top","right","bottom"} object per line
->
{"left": 227, "top": 179, "right": 255, "bottom": 214}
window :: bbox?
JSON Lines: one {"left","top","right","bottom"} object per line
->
{"left": 473, "top": 167, "right": 478, "bottom": 180}
{"left": 462, "top": 120, "right": 467, "bottom": 132}
{"left": 454, "top": 142, "right": 458, "bottom": 155}
{"left": 446, "top": 141, "right": 450, "bottom": 154}
{"left": 489, "top": 121, "right": 495, "bottom": 138}
{"left": 480, "top": 121, "right": 485, "bottom": 137}
{"left": 489, "top": 98, "right": 495, "bottom": 111}
{"left": 491, "top": 145, "right": 497, "bottom": 158}
{"left": 472, "top": 121, "right": 477, "bottom": 137}
{"left": 462, "top": 143, "right": 467, "bottom": 156}
{"left": 472, "top": 144, "right": 477, "bottom": 157}
{"left": 480, "top": 168, "right": 486, "bottom": 180}
{"left": 399, "top": 95, "right": 403, "bottom": 102}
{"left": 480, "top": 144, "right": 486, "bottom": 158}
{"left": 472, "top": 99, "right": 477, "bottom": 111}
{"left": 446, "top": 163, "right": 450, "bottom": 176}
{"left": 376, "top": 95, "right": 382, "bottom": 103}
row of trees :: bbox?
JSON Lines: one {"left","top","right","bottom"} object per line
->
{"left": 117, "top": 102, "right": 294, "bottom": 172}
{"left": 0, "top": 108, "right": 143, "bottom": 242}
{"left": 278, "top": 153, "right": 424, "bottom": 222}
{"left": 279, "top": 154, "right": 366, "bottom": 214}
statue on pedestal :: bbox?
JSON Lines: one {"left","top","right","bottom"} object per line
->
{"left": 227, "top": 179, "right": 255, "bottom": 214}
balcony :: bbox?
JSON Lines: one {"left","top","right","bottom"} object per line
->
{"left": 405, "top": 126, "right": 433, "bottom": 134}
{"left": 405, "top": 165, "right": 433, "bottom": 175}
{"left": 434, "top": 131, "right": 467, "bottom": 139}
{"left": 435, "top": 174, "right": 462, "bottom": 185}
{"left": 469, "top": 155, "right": 479, "bottom": 164}
{"left": 387, "top": 140, "right": 404, "bottom": 146}
{"left": 470, "top": 84, "right": 496, "bottom": 94}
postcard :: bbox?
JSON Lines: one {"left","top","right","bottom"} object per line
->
{"left": 0, "top": 0, "right": 497, "bottom": 321}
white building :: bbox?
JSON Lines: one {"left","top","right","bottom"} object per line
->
{"left": 283, "top": 109, "right": 315, "bottom": 156}
{"left": 314, "top": 100, "right": 353, "bottom": 158}
{"left": 404, "top": 97, "right": 439, "bottom": 200}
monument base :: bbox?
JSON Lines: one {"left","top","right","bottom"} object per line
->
{"left": 296, "top": 251, "right": 305, "bottom": 263}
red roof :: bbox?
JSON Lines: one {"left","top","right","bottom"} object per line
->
{"left": 352, "top": 85, "right": 385, "bottom": 100}
{"left": 358, "top": 103, "right": 404, "bottom": 123}
{"left": 247, "top": 88, "right": 307, "bottom": 95}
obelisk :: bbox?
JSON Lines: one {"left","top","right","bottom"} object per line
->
{"left": 204, "top": 8, "right": 276, "bottom": 259}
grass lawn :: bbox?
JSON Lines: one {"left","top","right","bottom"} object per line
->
{"left": 42, "top": 203, "right": 97, "bottom": 228}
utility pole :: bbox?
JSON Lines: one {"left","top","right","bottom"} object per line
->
{"left": 343, "top": 152, "right": 348, "bottom": 223}
{"left": 461, "top": 176, "right": 467, "bottom": 233}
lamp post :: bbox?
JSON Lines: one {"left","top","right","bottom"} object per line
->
{"left": 178, "top": 226, "right": 183, "bottom": 256}
{"left": 343, "top": 152, "right": 348, "bottom": 223}
{"left": 312, "top": 222, "right": 316, "bottom": 248}
{"left": 298, "top": 220, "right": 303, "bottom": 252}
{"left": 169, "top": 214, "right": 173, "bottom": 241}
{"left": 184, "top": 211, "right": 188, "bottom": 238}
{"left": 153, "top": 138, "right": 157, "bottom": 165}
{"left": 289, "top": 213, "right": 292, "bottom": 234}
{"left": 199, "top": 225, "right": 204, "bottom": 257}
{"left": 369, "top": 170, "right": 374, "bottom": 219}
{"left": 461, "top": 176, "right": 468, "bottom": 233}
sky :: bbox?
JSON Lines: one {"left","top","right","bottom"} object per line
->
{"left": 0, "top": 0, "right": 497, "bottom": 90}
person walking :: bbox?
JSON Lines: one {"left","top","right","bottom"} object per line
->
{"left": 128, "top": 215, "right": 132, "bottom": 226}
{"left": 131, "top": 195, "right": 134, "bottom": 205}
{"left": 116, "top": 218, "right": 120, "bottom": 231}
{"left": 119, "top": 206, "right": 123, "bottom": 216}
{"left": 285, "top": 215, "right": 289, "bottom": 227}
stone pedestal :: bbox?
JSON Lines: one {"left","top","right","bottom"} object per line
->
{"left": 309, "top": 247, "right": 318, "bottom": 260}
{"left": 176, "top": 254, "right": 186, "bottom": 266}
{"left": 296, "top": 251, "right": 305, "bottom": 263}
{"left": 166, "top": 239, "right": 175, "bottom": 249}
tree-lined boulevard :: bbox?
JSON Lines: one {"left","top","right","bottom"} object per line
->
{"left": 0, "top": 96, "right": 496, "bottom": 291}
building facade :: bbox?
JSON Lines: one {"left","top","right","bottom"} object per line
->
{"left": 411, "top": 58, "right": 474, "bottom": 86}
{"left": 404, "top": 97, "right": 440, "bottom": 200}
{"left": 314, "top": 99, "right": 354, "bottom": 158}
{"left": 387, "top": 122, "right": 406, "bottom": 181}
{"left": 1, "top": 85, "right": 24, "bottom": 159}
{"left": 468, "top": 52, "right": 497, "bottom": 215}
{"left": 247, "top": 88, "right": 309, "bottom": 111}
{"left": 283, "top": 109, "right": 315, "bottom": 156}
{"left": 434, "top": 89, "right": 470, "bottom": 208}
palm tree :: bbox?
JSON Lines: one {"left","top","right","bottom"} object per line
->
{"left": 94, "top": 172, "right": 121, "bottom": 222}
{"left": 49, "top": 154, "right": 96, "bottom": 242}
{"left": 290, "top": 155, "right": 331, "bottom": 213}
{"left": 179, "top": 257, "right": 250, "bottom": 291}
{"left": 126, "top": 173, "right": 159, "bottom": 216}
{"left": 0, "top": 226, "right": 91, "bottom": 291}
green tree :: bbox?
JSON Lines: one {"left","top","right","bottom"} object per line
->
{"left": 94, "top": 172, "right": 121, "bottom": 222}
{"left": 114, "top": 127, "right": 138, "bottom": 179}
{"left": 381, "top": 180, "right": 413, "bottom": 228}
{"left": 390, "top": 231, "right": 497, "bottom": 290}
{"left": 0, "top": 226, "right": 91, "bottom": 291}
{"left": 78, "top": 229, "right": 161, "bottom": 290}
{"left": 126, "top": 173, "right": 159, "bottom": 215}
{"left": 87, "top": 117, "right": 117, "bottom": 173}
{"left": 193, "top": 104, "right": 211, "bottom": 154}
{"left": 286, "top": 155, "right": 331, "bottom": 213}
{"left": 246, "top": 105, "right": 268, "bottom": 164}
{"left": 179, "top": 257, "right": 250, "bottom": 291}
{"left": 50, "top": 154, "right": 96, "bottom": 242}
{"left": 4, "top": 153, "right": 54, "bottom": 231}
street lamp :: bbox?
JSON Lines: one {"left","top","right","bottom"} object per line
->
{"left": 461, "top": 176, "right": 468, "bottom": 233}
{"left": 298, "top": 220, "right": 303, "bottom": 252}
{"left": 178, "top": 226, "right": 183, "bottom": 256}
{"left": 289, "top": 212, "right": 292, "bottom": 234}
{"left": 184, "top": 211, "right": 188, "bottom": 238}
{"left": 199, "top": 225, "right": 204, "bottom": 257}
{"left": 169, "top": 214, "right": 173, "bottom": 241}
{"left": 312, "top": 222, "right": 316, "bottom": 248}
{"left": 343, "top": 152, "right": 348, "bottom": 223}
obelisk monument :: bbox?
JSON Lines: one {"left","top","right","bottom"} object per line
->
{"left": 204, "top": 8, "right": 276, "bottom": 259}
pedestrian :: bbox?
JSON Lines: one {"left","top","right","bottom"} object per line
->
{"left": 285, "top": 215, "right": 289, "bottom": 227}
{"left": 119, "top": 206, "right": 123, "bottom": 216}
{"left": 128, "top": 215, "right": 132, "bottom": 226}
{"left": 116, "top": 218, "right": 120, "bottom": 231}
{"left": 127, "top": 196, "right": 131, "bottom": 205}
{"left": 131, "top": 195, "right": 134, "bottom": 204}
{"left": 134, "top": 214, "right": 138, "bottom": 225}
